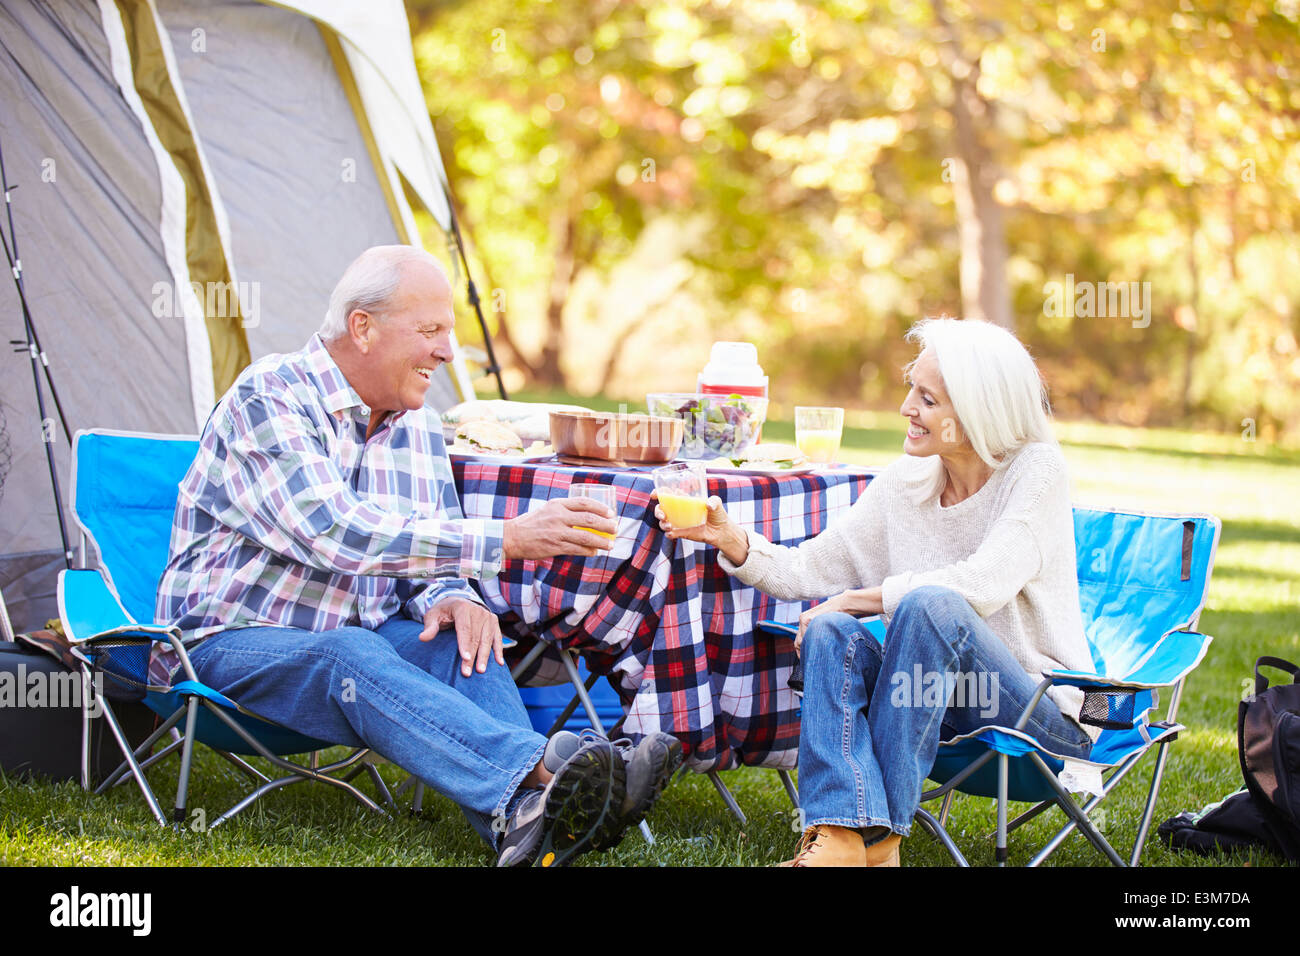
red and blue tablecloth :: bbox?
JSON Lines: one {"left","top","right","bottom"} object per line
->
{"left": 454, "top": 458, "right": 875, "bottom": 771}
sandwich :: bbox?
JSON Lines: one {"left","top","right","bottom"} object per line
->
{"left": 453, "top": 420, "right": 526, "bottom": 455}
{"left": 717, "top": 442, "right": 809, "bottom": 470}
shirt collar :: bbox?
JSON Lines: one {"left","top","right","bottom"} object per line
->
{"left": 304, "top": 333, "right": 408, "bottom": 427}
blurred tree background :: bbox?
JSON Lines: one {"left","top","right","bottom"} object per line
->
{"left": 409, "top": 0, "right": 1300, "bottom": 441}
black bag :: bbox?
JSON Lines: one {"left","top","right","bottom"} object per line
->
{"left": 0, "top": 640, "right": 156, "bottom": 785}
{"left": 1158, "top": 656, "right": 1300, "bottom": 862}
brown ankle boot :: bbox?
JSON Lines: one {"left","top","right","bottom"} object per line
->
{"left": 864, "top": 832, "right": 901, "bottom": 866}
{"left": 779, "top": 825, "right": 868, "bottom": 867}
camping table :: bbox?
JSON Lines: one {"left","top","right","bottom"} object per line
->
{"left": 452, "top": 457, "right": 876, "bottom": 772}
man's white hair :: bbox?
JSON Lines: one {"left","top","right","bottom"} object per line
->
{"left": 319, "top": 245, "right": 445, "bottom": 340}
{"left": 904, "top": 317, "right": 1056, "bottom": 476}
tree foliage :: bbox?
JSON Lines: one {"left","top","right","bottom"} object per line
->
{"left": 412, "top": 0, "right": 1300, "bottom": 439}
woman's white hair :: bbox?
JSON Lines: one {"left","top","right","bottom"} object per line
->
{"left": 903, "top": 317, "right": 1056, "bottom": 497}
{"left": 319, "top": 245, "right": 442, "bottom": 340}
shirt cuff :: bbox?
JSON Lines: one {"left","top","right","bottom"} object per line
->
{"left": 717, "top": 529, "right": 768, "bottom": 584}
{"left": 880, "top": 572, "right": 915, "bottom": 622}
{"left": 408, "top": 516, "right": 506, "bottom": 580}
{"left": 405, "top": 581, "right": 486, "bottom": 622}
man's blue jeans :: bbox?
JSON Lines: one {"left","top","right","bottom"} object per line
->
{"left": 188, "top": 614, "right": 548, "bottom": 842}
{"left": 798, "top": 585, "right": 1093, "bottom": 836}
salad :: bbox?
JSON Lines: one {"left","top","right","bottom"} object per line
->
{"left": 646, "top": 392, "right": 768, "bottom": 460}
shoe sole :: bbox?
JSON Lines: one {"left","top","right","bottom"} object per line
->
{"left": 591, "top": 735, "right": 683, "bottom": 851}
{"left": 531, "top": 741, "right": 625, "bottom": 868}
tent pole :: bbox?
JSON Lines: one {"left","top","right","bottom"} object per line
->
{"left": 0, "top": 133, "right": 74, "bottom": 567}
{"left": 443, "top": 189, "right": 508, "bottom": 401}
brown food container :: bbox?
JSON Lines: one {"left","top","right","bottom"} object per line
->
{"left": 549, "top": 410, "right": 683, "bottom": 464}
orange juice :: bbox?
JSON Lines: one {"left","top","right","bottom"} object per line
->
{"left": 797, "top": 428, "right": 841, "bottom": 463}
{"left": 659, "top": 492, "right": 708, "bottom": 528}
{"left": 575, "top": 525, "right": 614, "bottom": 539}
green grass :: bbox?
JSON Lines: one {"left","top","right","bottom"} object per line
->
{"left": 3, "top": 404, "right": 1295, "bottom": 867}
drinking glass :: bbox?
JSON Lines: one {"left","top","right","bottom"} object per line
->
{"left": 795, "top": 406, "right": 844, "bottom": 464}
{"left": 651, "top": 461, "right": 709, "bottom": 529}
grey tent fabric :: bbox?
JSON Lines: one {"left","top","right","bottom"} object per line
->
{"left": 155, "top": 0, "right": 462, "bottom": 409}
{"left": 0, "top": 0, "right": 198, "bottom": 631}
{"left": 155, "top": 0, "right": 404, "bottom": 358}
{"left": 0, "top": 0, "right": 477, "bottom": 633}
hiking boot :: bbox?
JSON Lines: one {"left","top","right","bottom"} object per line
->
{"left": 864, "top": 832, "right": 901, "bottom": 867}
{"left": 496, "top": 735, "right": 625, "bottom": 867}
{"left": 590, "top": 732, "right": 684, "bottom": 850}
{"left": 779, "top": 825, "right": 868, "bottom": 867}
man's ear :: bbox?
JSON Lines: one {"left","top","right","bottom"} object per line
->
{"left": 348, "top": 309, "right": 373, "bottom": 352}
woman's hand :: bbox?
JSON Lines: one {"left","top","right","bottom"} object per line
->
{"left": 795, "top": 586, "right": 884, "bottom": 656}
{"left": 652, "top": 493, "right": 749, "bottom": 566}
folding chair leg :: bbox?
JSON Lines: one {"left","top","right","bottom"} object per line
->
{"left": 362, "top": 761, "right": 396, "bottom": 810}
{"left": 212, "top": 749, "right": 270, "bottom": 784}
{"left": 93, "top": 694, "right": 169, "bottom": 827}
{"left": 938, "top": 790, "right": 955, "bottom": 827}
{"left": 995, "top": 753, "right": 1009, "bottom": 866}
{"left": 708, "top": 770, "right": 747, "bottom": 825}
{"left": 778, "top": 769, "right": 799, "bottom": 809}
{"left": 913, "top": 807, "right": 970, "bottom": 866}
{"left": 80, "top": 667, "right": 94, "bottom": 791}
{"left": 1131, "top": 738, "right": 1174, "bottom": 866}
{"left": 1029, "top": 746, "right": 1149, "bottom": 866}
{"left": 559, "top": 650, "right": 605, "bottom": 731}
{"left": 1027, "top": 752, "right": 1126, "bottom": 866}
{"left": 97, "top": 704, "right": 186, "bottom": 793}
{"left": 1003, "top": 799, "right": 1054, "bottom": 836}
{"left": 173, "top": 697, "right": 201, "bottom": 826}
{"left": 413, "top": 781, "right": 425, "bottom": 814}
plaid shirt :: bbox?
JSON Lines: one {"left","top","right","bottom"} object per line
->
{"left": 152, "top": 334, "right": 503, "bottom": 680}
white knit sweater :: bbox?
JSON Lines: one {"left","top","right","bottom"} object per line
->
{"left": 719, "top": 442, "right": 1097, "bottom": 735}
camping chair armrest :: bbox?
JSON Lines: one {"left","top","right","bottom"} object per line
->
{"left": 1011, "top": 677, "right": 1059, "bottom": 732}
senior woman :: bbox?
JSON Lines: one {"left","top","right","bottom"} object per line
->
{"left": 657, "top": 318, "right": 1098, "bottom": 867}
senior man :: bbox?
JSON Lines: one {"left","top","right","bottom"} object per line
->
{"left": 155, "top": 245, "right": 680, "bottom": 866}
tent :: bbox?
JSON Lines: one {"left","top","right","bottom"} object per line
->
{"left": 0, "top": 0, "right": 487, "bottom": 633}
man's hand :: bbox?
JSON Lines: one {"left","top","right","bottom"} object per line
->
{"left": 420, "top": 599, "right": 504, "bottom": 677}
{"left": 795, "top": 587, "right": 884, "bottom": 656}
{"left": 502, "top": 499, "right": 617, "bottom": 560}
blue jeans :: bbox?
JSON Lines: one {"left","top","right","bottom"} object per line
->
{"left": 188, "top": 614, "right": 548, "bottom": 843}
{"left": 798, "top": 585, "right": 1093, "bottom": 836}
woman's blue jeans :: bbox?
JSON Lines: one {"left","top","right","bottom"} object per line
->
{"left": 187, "top": 614, "right": 548, "bottom": 842}
{"left": 798, "top": 585, "right": 1093, "bottom": 836}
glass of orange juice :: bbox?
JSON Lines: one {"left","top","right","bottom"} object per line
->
{"left": 652, "top": 462, "right": 709, "bottom": 529}
{"left": 569, "top": 483, "right": 618, "bottom": 538}
{"left": 795, "top": 406, "right": 844, "bottom": 464}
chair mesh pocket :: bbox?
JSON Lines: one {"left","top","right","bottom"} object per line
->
{"left": 1079, "top": 689, "right": 1138, "bottom": 730}
{"left": 90, "top": 639, "right": 158, "bottom": 697}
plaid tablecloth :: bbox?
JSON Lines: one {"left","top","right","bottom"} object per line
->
{"left": 453, "top": 458, "right": 875, "bottom": 771}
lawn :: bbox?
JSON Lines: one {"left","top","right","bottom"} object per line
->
{"left": 2, "top": 404, "right": 1295, "bottom": 867}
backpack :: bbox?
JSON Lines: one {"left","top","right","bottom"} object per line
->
{"left": 1158, "top": 656, "right": 1300, "bottom": 862}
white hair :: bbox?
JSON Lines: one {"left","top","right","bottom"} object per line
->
{"left": 903, "top": 317, "right": 1056, "bottom": 497}
{"left": 319, "top": 245, "right": 445, "bottom": 340}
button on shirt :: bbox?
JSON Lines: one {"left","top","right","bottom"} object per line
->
{"left": 152, "top": 333, "right": 504, "bottom": 683}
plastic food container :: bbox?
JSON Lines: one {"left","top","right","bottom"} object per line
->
{"left": 645, "top": 392, "right": 769, "bottom": 460}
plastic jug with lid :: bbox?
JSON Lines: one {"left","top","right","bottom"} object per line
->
{"left": 697, "top": 341, "right": 768, "bottom": 399}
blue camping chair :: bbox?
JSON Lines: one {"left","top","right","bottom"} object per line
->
{"left": 60, "top": 429, "right": 391, "bottom": 828}
{"left": 911, "top": 506, "right": 1221, "bottom": 866}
